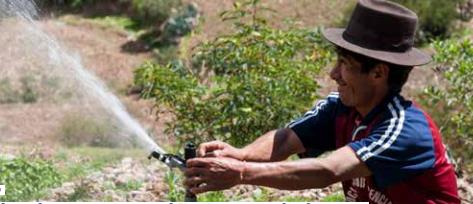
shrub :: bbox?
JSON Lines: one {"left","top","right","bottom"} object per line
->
{"left": 57, "top": 113, "right": 116, "bottom": 147}
{"left": 134, "top": 0, "right": 332, "bottom": 147}
{"left": 391, "top": 0, "right": 467, "bottom": 44}
{"left": 0, "top": 157, "right": 62, "bottom": 201}
{"left": 0, "top": 76, "right": 38, "bottom": 104}
{"left": 20, "top": 75, "right": 38, "bottom": 103}
{"left": 160, "top": 3, "right": 200, "bottom": 44}
{"left": 131, "top": 0, "right": 182, "bottom": 25}
{"left": 420, "top": 39, "right": 473, "bottom": 172}
{"left": 0, "top": 78, "right": 21, "bottom": 103}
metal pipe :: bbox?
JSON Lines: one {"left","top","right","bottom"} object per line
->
{"left": 184, "top": 142, "right": 197, "bottom": 202}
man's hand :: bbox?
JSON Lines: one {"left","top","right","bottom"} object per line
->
{"left": 197, "top": 141, "right": 245, "bottom": 160}
{"left": 184, "top": 157, "right": 245, "bottom": 194}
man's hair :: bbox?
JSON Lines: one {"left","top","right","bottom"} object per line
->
{"left": 335, "top": 47, "right": 413, "bottom": 93}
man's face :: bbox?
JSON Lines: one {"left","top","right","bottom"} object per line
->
{"left": 329, "top": 54, "right": 375, "bottom": 108}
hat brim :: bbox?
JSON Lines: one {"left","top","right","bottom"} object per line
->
{"left": 322, "top": 28, "right": 431, "bottom": 66}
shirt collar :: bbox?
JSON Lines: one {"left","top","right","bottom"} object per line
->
{"left": 358, "top": 91, "right": 401, "bottom": 126}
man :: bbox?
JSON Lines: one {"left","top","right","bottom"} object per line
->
{"left": 184, "top": 0, "right": 460, "bottom": 203}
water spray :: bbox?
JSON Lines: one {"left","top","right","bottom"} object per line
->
{"left": 148, "top": 142, "right": 197, "bottom": 202}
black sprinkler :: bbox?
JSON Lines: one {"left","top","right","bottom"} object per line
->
{"left": 148, "top": 142, "right": 197, "bottom": 202}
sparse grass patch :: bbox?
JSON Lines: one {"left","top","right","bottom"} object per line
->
{"left": 55, "top": 147, "right": 144, "bottom": 181}
{"left": 164, "top": 169, "right": 185, "bottom": 201}
{"left": 279, "top": 195, "right": 313, "bottom": 202}
{"left": 251, "top": 187, "right": 271, "bottom": 201}
{"left": 90, "top": 16, "right": 140, "bottom": 32}
{"left": 115, "top": 180, "right": 142, "bottom": 191}
{"left": 88, "top": 15, "right": 150, "bottom": 38}
{"left": 321, "top": 192, "right": 345, "bottom": 202}
{"left": 198, "top": 191, "right": 227, "bottom": 202}
{"left": 65, "top": 184, "right": 91, "bottom": 201}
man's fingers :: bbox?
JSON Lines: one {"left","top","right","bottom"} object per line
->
{"left": 197, "top": 141, "right": 225, "bottom": 157}
{"left": 190, "top": 183, "right": 219, "bottom": 194}
{"left": 186, "top": 158, "right": 212, "bottom": 168}
{"left": 184, "top": 167, "right": 209, "bottom": 177}
{"left": 204, "top": 150, "right": 222, "bottom": 157}
{"left": 184, "top": 176, "right": 206, "bottom": 187}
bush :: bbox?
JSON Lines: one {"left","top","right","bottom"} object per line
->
{"left": 131, "top": 0, "right": 182, "bottom": 25}
{"left": 0, "top": 78, "right": 21, "bottom": 103}
{"left": 57, "top": 113, "right": 116, "bottom": 147}
{"left": 0, "top": 157, "right": 62, "bottom": 201}
{"left": 420, "top": 39, "right": 473, "bottom": 172}
{"left": 391, "top": 0, "right": 467, "bottom": 44}
{"left": 0, "top": 76, "right": 38, "bottom": 104}
{"left": 160, "top": 3, "right": 200, "bottom": 44}
{"left": 20, "top": 75, "right": 38, "bottom": 103}
{"left": 134, "top": 0, "right": 333, "bottom": 147}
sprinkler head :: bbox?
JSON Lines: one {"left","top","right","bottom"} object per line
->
{"left": 148, "top": 150, "right": 186, "bottom": 170}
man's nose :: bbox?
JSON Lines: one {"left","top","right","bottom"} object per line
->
{"left": 330, "top": 65, "right": 340, "bottom": 81}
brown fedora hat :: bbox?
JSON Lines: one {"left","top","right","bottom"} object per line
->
{"left": 323, "top": 0, "right": 431, "bottom": 66}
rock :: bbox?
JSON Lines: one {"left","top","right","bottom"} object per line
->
{"left": 121, "top": 157, "right": 133, "bottom": 166}
{"left": 104, "top": 189, "right": 123, "bottom": 202}
{"left": 127, "top": 191, "right": 155, "bottom": 201}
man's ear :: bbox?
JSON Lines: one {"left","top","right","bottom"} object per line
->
{"left": 370, "top": 63, "right": 389, "bottom": 80}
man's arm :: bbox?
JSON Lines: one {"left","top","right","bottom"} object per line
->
{"left": 241, "top": 128, "right": 305, "bottom": 162}
{"left": 185, "top": 145, "right": 371, "bottom": 193}
{"left": 242, "top": 146, "right": 371, "bottom": 189}
{"left": 198, "top": 128, "right": 305, "bottom": 162}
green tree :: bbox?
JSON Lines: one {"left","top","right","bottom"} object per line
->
{"left": 391, "top": 0, "right": 467, "bottom": 44}
{"left": 421, "top": 39, "right": 473, "bottom": 172}
{"left": 134, "top": 0, "right": 333, "bottom": 147}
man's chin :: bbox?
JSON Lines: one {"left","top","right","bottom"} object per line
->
{"left": 339, "top": 95, "right": 354, "bottom": 107}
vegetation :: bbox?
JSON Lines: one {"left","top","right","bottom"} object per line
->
{"left": 65, "top": 184, "right": 91, "bottom": 201}
{"left": 55, "top": 147, "right": 143, "bottom": 181}
{"left": 164, "top": 169, "right": 185, "bottom": 202}
{"left": 0, "top": 157, "right": 62, "bottom": 201}
{"left": 2, "top": 0, "right": 472, "bottom": 202}
{"left": 163, "top": 169, "right": 325, "bottom": 202}
{"left": 134, "top": 0, "right": 333, "bottom": 147}
{"left": 115, "top": 180, "right": 142, "bottom": 191}
{"left": 421, "top": 39, "right": 473, "bottom": 173}
{"left": 391, "top": 0, "right": 470, "bottom": 44}
{"left": 320, "top": 192, "right": 345, "bottom": 202}
{"left": 57, "top": 113, "right": 116, "bottom": 148}
{"left": 0, "top": 76, "right": 39, "bottom": 104}
{"left": 130, "top": 0, "right": 183, "bottom": 26}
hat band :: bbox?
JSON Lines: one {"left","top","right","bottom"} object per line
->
{"left": 342, "top": 29, "right": 414, "bottom": 53}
